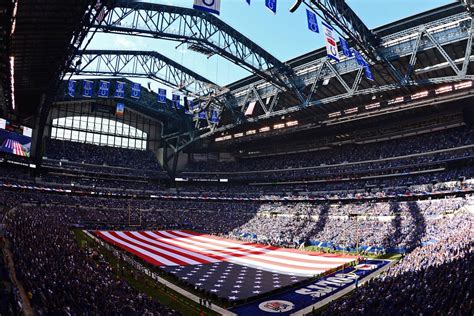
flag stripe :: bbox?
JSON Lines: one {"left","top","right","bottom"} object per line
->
{"left": 98, "top": 231, "right": 175, "bottom": 266}
{"left": 160, "top": 231, "right": 333, "bottom": 273}
{"left": 174, "top": 230, "right": 354, "bottom": 263}
{"left": 112, "top": 231, "right": 201, "bottom": 265}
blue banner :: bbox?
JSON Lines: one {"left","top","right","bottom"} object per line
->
{"left": 67, "top": 80, "right": 76, "bottom": 97}
{"left": 114, "top": 81, "right": 125, "bottom": 98}
{"left": 131, "top": 83, "right": 141, "bottom": 99}
{"left": 306, "top": 9, "right": 319, "bottom": 33}
{"left": 198, "top": 111, "right": 207, "bottom": 120}
{"left": 364, "top": 65, "right": 375, "bottom": 81}
{"left": 185, "top": 99, "right": 194, "bottom": 115}
{"left": 82, "top": 80, "right": 93, "bottom": 98}
{"left": 353, "top": 49, "right": 367, "bottom": 67}
{"left": 340, "top": 37, "right": 353, "bottom": 58}
{"left": 210, "top": 110, "right": 219, "bottom": 123}
{"left": 172, "top": 94, "right": 181, "bottom": 109}
{"left": 232, "top": 260, "right": 390, "bottom": 315}
{"left": 157, "top": 88, "right": 167, "bottom": 104}
{"left": 98, "top": 80, "right": 110, "bottom": 98}
{"left": 265, "top": 0, "right": 276, "bottom": 14}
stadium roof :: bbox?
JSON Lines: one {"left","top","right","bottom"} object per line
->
{"left": 9, "top": 0, "right": 94, "bottom": 123}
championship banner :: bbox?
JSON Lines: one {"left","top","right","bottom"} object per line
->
{"left": 98, "top": 80, "right": 110, "bottom": 98}
{"left": 306, "top": 9, "right": 319, "bottom": 33}
{"left": 67, "top": 80, "right": 76, "bottom": 97}
{"left": 185, "top": 99, "right": 194, "bottom": 115}
{"left": 172, "top": 94, "right": 181, "bottom": 109}
{"left": 114, "top": 81, "right": 125, "bottom": 98}
{"left": 157, "top": 88, "right": 167, "bottom": 104}
{"left": 82, "top": 80, "right": 94, "bottom": 98}
{"left": 193, "top": 0, "right": 221, "bottom": 15}
{"left": 116, "top": 102, "right": 125, "bottom": 117}
{"left": 339, "top": 37, "right": 353, "bottom": 58}
{"left": 131, "top": 83, "right": 141, "bottom": 99}
{"left": 265, "top": 0, "right": 277, "bottom": 14}
{"left": 198, "top": 111, "right": 207, "bottom": 120}
{"left": 322, "top": 21, "right": 339, "bottom": 61}
{"left": 210, "top": 110, "right": 219, "bottom": 123}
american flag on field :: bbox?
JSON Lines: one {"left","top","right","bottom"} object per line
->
{"left": 1, "top": 139, "right": 26, "bottom": 156}
{"left": 94, "top": 230, "right": 357, "bottom": 300}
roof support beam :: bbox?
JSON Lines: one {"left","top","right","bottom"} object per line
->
{"left": 73, "top": 50, "right": 220, "bottom": 97}
{"left": 93, "top": 1, "right": 299, "bottom": 93}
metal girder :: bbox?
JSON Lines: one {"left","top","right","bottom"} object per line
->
{"left": 303, "top": 0, "right": 404, "bottom": 84}
{"left": 203, "top": 14, "right": 474, "bottom": 137}
{"left": 305, "top": 0, "right": 379, "bottom": 60}
{"left": 229, "top": 12, "right": 472, "bottom": 110}
{"left": 92, "top": 0, "right": 299, "bottom": 93}
{"left": 73, "top": 50, "right": 220, "bottom": 97}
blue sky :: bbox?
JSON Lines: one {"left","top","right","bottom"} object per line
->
{"left": 82, "top": 0, "right": 454, "bottom": 91}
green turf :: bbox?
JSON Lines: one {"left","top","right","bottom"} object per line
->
{"left": 72, "top": 229, "right": 219, "bottom": 316}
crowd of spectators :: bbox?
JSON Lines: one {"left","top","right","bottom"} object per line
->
{"left": 228, "top": 197, "right": 472, "bottom": 251}
{"left": 1, "top": 188, "right": 472, "bottom": 314}
{"left": 183, "top": 125, "right": 473, "bottom": 175}
{"left": 45, "top": 139, "right": 162, "bottom": 171}
{"left": 322, "top": 215, "right": 473, "bottom": 315}
{"left": 3, "top": 205, "right": 179, "bottom": 315}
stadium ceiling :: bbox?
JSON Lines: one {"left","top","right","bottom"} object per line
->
{"left": 62, "top": 1, "right": 473, "bottom": 152}
{"left": 9, "top": 0, "right": 101, "bottom": 123}
{"left": 210, "top": 2, "right": 474, "bottom": 139}
{"left": 73, "top": 50, "right": 223, "bottom": 98}
{"left": 89, "top": 0, "right": 304, "bottom": 99}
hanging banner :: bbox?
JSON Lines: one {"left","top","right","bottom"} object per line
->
{"left": 306, "top": 9, "right": 319, "bottom": 33}
{"left": 131, "top": 83, "right": 141, "bottom": 99}
{"left": 157, "top": 88, "right": 167, "bottom": 104}
{"left": 198, "top": 111, "right": 207, "bottom": 120}
{"left": 185, "top": 99, "right": 194, "bottom": 115}
{"left": 353, "top": 49, "right": 368, "bottom": 67}
{"left": 172, "top": 94, "right": 181, "bottom": 109}
{"left": 193, "top": 0, "right": 221, "bottom": 15}
{"left": 210, "top": 110, "right": 219, "bottom": 123}
{"left": 339, "top": 37, "right": 353, "bottom": 58}
{"left": 116, "top": 102, "right": 125, "bottom": 117}
{"left": 82, "top": 80, "right": 93, "bottom": 98}
{"left": 98, "top": 80, "right": 110, "bottom": 98}
{"left": 322, "top": 21, "right": 339, "bottom": 62}
{"left": 364, "top": 66, "right": 375, "bottom": 81}
{"left": 265, "top": 0, "right": 276, "bottom": 14}
{"left": 114, "top": 81, "right": 125, "bottom": 98}
{"left": 67, "top": 80, "right": 76, "bottom": 97}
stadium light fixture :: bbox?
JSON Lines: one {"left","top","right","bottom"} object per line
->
{"left": 11, "top": 0, "right": 18, "bottom": 35}
{"left": 10, "top": 56, "right": 15, "bottom": 110}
